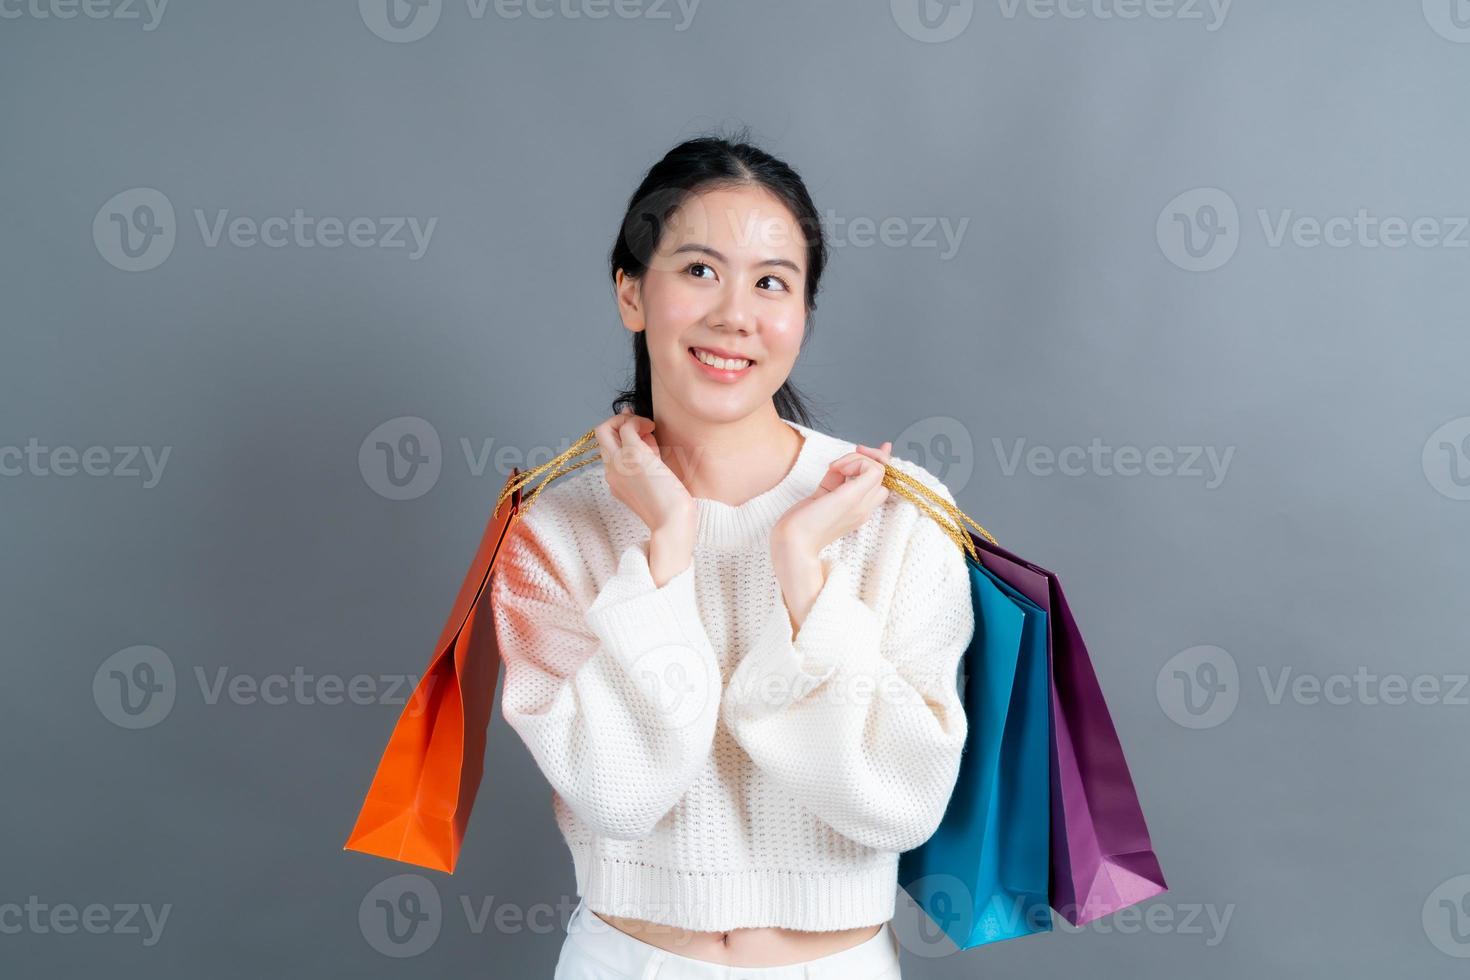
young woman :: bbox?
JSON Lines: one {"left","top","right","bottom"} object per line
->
{"left": 490, "top": 132, "right": 974, "bottom": 979}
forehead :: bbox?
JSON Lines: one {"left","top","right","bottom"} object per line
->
{"left": 662, "top": 185, "right": 806, "bottom": 260}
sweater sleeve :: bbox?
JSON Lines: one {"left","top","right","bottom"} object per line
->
{"left": 491, "top": 515, "right": 723, "bottom": 841}
{"left": 719, "top": 491, "right": 973, "bottom": 853}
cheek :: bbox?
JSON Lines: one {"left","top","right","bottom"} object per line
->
{"left": 761, "top": 312, "right": 806, "bottom": 356}
{"left": 642, "top": 274, "right": 706, "bottom": 327}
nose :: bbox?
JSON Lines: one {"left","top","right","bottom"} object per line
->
{"left": 708, "top": 284, "right": 755, "bottom": 335}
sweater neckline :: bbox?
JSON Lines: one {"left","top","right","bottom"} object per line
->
{"left": 692, "top": 418, "right": 834, "bottom": 549}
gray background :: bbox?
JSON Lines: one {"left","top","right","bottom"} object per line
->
{"left": 3, "top": 0, "right": 1468, "bottom": 976}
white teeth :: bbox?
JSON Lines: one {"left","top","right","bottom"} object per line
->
{"left": 693, "top": 348, "right": 751, "bottom": 370}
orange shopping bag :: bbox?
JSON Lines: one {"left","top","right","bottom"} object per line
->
{"left": 342, "top": 430, "right": 600, "bottom": 874}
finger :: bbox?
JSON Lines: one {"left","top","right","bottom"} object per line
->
{"left": 613, "top": 412, "right": 651, "bottom": 450}
{"left": 599, "top": 412, "right": 649, "bottom": 475}
{"left": 593, "top": 417, "right": 619, "bottom": 471}
{"left": 858, "top": 486, "right": 888, "bottom": 516}
{"left": 818, "top": 453, "right": 884, "bottom": 493}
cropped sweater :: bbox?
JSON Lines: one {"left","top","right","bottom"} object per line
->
{"left": 488, "top": 418, "right": 974, "bottom": 932}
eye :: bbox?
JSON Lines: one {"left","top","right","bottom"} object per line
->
{"left": 686, "top": 261, "right": 716, "bottom": 279}
{"left": 758, "top": 274, "right": 790, "bottom": 292}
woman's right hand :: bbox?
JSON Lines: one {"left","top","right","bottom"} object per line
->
{"left": 594, "top": 408, "right": 697, "bottom": 581}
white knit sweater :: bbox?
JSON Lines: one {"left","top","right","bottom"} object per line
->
{"left": 489, "top": 418, "right": 974, "bottom": 932}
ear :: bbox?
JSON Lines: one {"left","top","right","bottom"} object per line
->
{"left": 614, "top": 268, "right": 644, "bottom": 334}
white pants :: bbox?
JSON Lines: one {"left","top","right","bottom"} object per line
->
{"left": 552, "top": 898, "right": 903, "bottom": 980}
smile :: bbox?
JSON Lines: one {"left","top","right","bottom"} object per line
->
{"left": 689, "top": 346, "right": 755, "bottom": 381}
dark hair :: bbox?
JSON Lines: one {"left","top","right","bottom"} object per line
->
{"left": 608, "top": 126, "right": 826, "bottom": 428}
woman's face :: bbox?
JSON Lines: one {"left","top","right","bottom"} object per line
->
{"left": 616, "top": 183, "right": 809, "bottom": 425}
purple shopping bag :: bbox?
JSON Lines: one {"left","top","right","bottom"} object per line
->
{"left": 969, "top": 536, "right": 1168, "bottom": 927}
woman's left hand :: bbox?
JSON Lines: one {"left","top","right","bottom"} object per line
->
{"left": 770, "top": 440, "right": 892, "bottom": 633}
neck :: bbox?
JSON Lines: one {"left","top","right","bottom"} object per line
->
{"left": 653, "top": 410, "right": 803, "bottom": 507}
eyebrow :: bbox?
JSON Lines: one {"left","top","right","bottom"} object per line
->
{"left": 669, "top": 243, "right": 803, "bottom": 275}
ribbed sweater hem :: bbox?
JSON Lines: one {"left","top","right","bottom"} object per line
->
{"left": 568, "top": 844, "right": 900, "bottom": 932}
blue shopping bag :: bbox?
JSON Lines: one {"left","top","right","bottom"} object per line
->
{"left": 898, "top": 558, "right": 1054, "bottom": 950}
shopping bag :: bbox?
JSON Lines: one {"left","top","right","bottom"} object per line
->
{"left": 970, "top": 537, "right": 1168, "bottom": 926}
{"left": 897, "top": 553, "right": 1054, "bottom": 950}
{"left": 343, "top": 431, "right": 601, "bottom": 874}
{"left": 882, "top": 463, "right": 1167, "bottom": 931}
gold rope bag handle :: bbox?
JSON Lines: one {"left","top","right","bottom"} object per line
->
{"left": 495, "top": 428, "right": 601, "bottom": 516}
{"left": 881, "top": 460, "right": 997, "bottom": 561}
{"left": 500, "top": 428, "right": 999, "bottom": 557}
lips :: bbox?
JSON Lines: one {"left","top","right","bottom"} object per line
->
{"left": 689, "top": 345, "right": 756, "bottom": 363}
{"left": 688, "top": 346, "right": 755, "bottom": 380}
